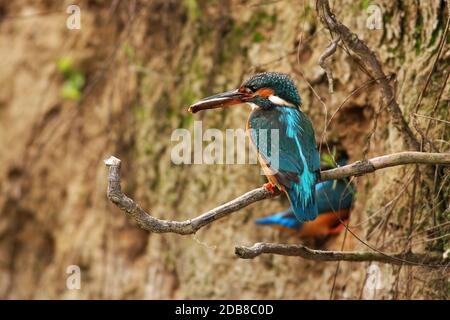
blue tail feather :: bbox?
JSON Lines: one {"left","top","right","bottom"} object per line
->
{"left": 254, "top": 209, "right": 301, "bottom": 229}
{"left": 287, "top": 187, "right": 318, "bottom": 222}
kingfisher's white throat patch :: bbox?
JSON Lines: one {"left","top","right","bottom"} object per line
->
{"left": 268, "top": 95, "right": 296, "bottom": 108}
{"left": 248, "top": 102, "right": 259, "bottom": 110}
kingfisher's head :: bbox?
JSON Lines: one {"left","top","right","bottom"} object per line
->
{"left": 188, "top": 72, "right": 301, "bottom": 113}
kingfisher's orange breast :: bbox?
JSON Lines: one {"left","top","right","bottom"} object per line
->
{"left": 298, "top": 208, "right": 350, "bottom": 238}
{"left": 246, "top": 119, "right": 285, "bottom": 192}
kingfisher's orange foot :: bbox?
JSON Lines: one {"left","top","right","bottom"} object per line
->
{"left": 263, "top": 182, "right": 277, "bottom": 195}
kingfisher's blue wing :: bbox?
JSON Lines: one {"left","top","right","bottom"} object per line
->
{"left": 248, "top": 107, "right": 320, "bottom": 221}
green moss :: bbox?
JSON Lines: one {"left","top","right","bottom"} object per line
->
{"left": 426, "top": 0, "right": 447, "bottom": 48}
{"left": 361, "top": 0, "right": 371, "bottom": 10}
{"left": 220, "top": 10, "right": 275, "bottom": 63}
{"left": 180, "top": 87, "right": 198, "bottom": 106}
{"left": 163, "top": 252, "right": 177, "bottom": 271}
{"left": 56, "top": 56, "right": 85, "bottom": 101}
{"left": 148, "top": 176, "right": 159, "bottom": 191}
{"left": 247, "top": 10, "right": 273, "bottom": 30}
{"left": 184, "top": 0, "right": 200, "bottom": 21}
{"left": 414, "top": 10, "right": 424, "bottom": 55}
{"left": 428, "top": 27, "right": 440, "bottom": 48}
{"left": 143, "top": 142, "right": 153, "bottom": 155}
{"left": 122, "top": 42, "right": 135, "bottom": 62}
{"left": 302, "top": 3, "right": 312, "bottom": 19}
{"left": 180, "top": 114, "right": 194, "bottom": 129}
{"left": 398, "top": 53, "right": 406, "bottom": 64}
{"left": 433, "top": 183, "right": 450, "bottom": 251}
{"left": 252, "top": 31, "right": 265, "bottom": 43}
{"left": 132, "top": 104, "right": 146, "bottom": 122}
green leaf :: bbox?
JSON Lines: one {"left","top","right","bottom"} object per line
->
{"left": 56, "top": 57, "right": 74, "bottom": 76}
{"left": 322, "top": 153, "right": 335, "bottom": 167}
{"left": 61, "top": 82, "right": 81, "bottom": 101}
{"left": 70, "top": 72, "right": 85, "bottom": 89}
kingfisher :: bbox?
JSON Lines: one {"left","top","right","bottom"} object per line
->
{"left": 189, "top": 72, "right": 320, "bottom": 221}
{"left": 254, "top": 176, "right": 354, "bottom": 238}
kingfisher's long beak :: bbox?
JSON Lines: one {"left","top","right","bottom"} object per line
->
{"left": 188, "top": 89, "right": 246, "bottom": 113}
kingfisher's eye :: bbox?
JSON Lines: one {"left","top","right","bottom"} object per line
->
{"left": 239, "top": 86, "right": 256, "bottom": 94}
{"left": 243, "top": 86, "right": 255, "bottom": 93}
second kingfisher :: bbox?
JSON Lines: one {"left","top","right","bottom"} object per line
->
{"left": 189, "top": 72, "right": 320, "bottom": 222}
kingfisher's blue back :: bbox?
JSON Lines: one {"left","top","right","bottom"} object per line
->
{"left": 248, "top": 106, "right": 320, "bottom": 221}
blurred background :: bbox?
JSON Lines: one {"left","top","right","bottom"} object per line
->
{"left": 0, "top": 0, "right": 448, "bottom": 299}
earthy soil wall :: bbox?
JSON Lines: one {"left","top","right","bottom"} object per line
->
{"left": 0, "top": 0, "right": 448, "bottom": 299}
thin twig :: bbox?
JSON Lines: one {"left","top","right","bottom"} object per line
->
{"left": 413, "top": 113, "right": 450, "bottom": 126}
{"left": 318, "top": 37, "right": 340, "bottom": 93}
{"left": 234, "top": 242, "right": 446, "bottom": 267}
{"left": 412, "top": 5, "right": 450, "bottom": 116}
{"left": 316, "top": 0, "right": 420, "bottom": 150}
{"left": 424, "top": 71, "right": 450, "bottom": 141}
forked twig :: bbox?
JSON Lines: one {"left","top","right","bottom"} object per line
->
{"left": 105, "top": 152, "right": 450, "bottom": 234}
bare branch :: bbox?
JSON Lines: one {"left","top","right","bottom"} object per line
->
{"left": 322, "top": 152, "right": 450, "bottom": 180}
{"left": 234, "top": 242, "right": 447, "bottom": 267}
{"left": 316, "top": 0, "right": 420, "bottom": 150}
{"left": 104, "top": 156, "right": 277, "bottom": 235}
{"left": 318, "top": 37, "right": 340, "bottom": 93}
{"left": 105, "top": 152, "right": 450, "bottom": 235}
